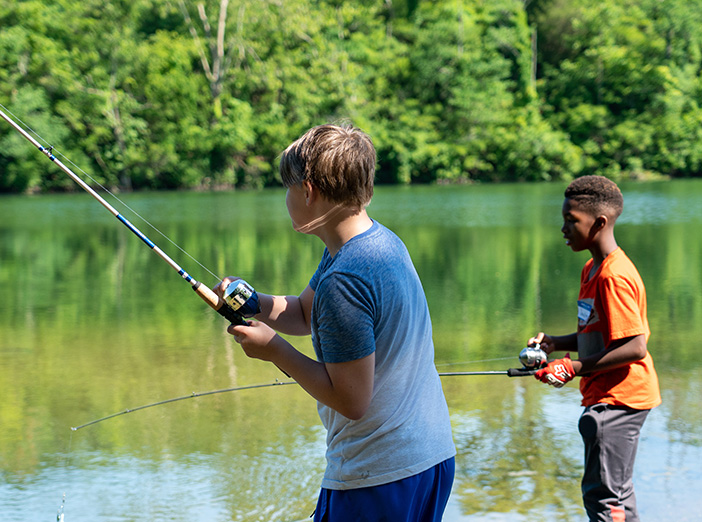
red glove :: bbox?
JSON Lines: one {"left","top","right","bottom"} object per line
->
{"left": 534, "top": 354, "right": 575, "bottom": 388}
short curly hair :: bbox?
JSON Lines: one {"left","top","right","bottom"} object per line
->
{"left": 564, "top": 175, "right": 623, "bottom": 220}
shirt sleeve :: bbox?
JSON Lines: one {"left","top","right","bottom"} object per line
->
{"left": 309, "top": 248, "right": 330, "bottom": 292}
{"left": 599, "top": 274, "right": 646, "bottom": 343}
{"left": 314, "top": 272, "right": 376, "bottom": 364}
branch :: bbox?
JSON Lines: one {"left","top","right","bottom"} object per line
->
{"left": 197, "top": 3, "right": 215, "bottom": 60}
{"left": 178, "top": 0, "right": 213, "bottom": 81}
{"left": 214, "top": 0, "right": 230, "bottom": 80}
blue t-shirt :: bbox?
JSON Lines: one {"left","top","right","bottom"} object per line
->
{"left": 309, "top": 220, "right": 456, "bottom": 490}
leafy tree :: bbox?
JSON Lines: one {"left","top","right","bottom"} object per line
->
{"left": 1, "top": 0, "right": 700, "bottom": 192}
{"left": 535, "top": 0, "right": 702, "bottom": 179}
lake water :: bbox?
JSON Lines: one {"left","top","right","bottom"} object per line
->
{"left": 1, "top": 180, "right": 701, "bottom": 521}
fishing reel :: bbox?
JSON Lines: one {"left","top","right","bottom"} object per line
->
{"left": 518, "top": 344, "right": 548, "bottom": 370}
{"left": 222, "top": 279, "right": 261, "bottom": 322}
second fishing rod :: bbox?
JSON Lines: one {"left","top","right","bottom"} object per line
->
{"left": 70, "top": 345, "right": 549, "bottom": 430}
{"left": 0, "top": 106, "right": 259, "bottom": 328}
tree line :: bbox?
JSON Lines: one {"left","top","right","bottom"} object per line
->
{"left": 0, "top": 0, "right": 700, "bottom": 193}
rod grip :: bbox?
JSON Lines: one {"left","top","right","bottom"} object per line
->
{"left": 192, "top": 282, "right": 247, "bottom": 325}
{"left": 507, "top": 367, "right": 537, "bottom": 377}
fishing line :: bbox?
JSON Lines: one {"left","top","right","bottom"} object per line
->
{"left": 435, "top": 355, "right": 514, "bottom": 368}
{"left": 0, "top": 102, "right": 222, "bottom": 284}
{"left": 72, "top": 380, "right": 297, "bottom": 430}
{"left": 0, "top": 104, "right": 261, "bottom": 326}
{"left": 55, "top": 430, "right": 74, "bottom": 521}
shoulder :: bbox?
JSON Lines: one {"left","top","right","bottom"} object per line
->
{"left": 597, "top": 254, "right": 646, "bottom": 302}
{"left": 358, "top": 220, "right": 403, "bottom": 249}
{"left": 338, "top": 221, "right": 407, "bottom": 268}
{"left": 600, "top": 249, "right": 644, "bottom": 285}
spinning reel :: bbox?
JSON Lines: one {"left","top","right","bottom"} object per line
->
{"left": 518, "top": 344, "right": 548, "bottom": 370}
{"left": 222, "top": 279, "right": 261, "bottom": 321}
{"left": 439, "top": 344, "right": 549, "bottom": 378}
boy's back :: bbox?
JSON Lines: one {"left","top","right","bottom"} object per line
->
{"left": 310, "top": 220, "right": 455, "bottom": 489}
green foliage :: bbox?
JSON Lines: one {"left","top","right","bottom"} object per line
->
{"left": 535, "top": 0, "right": 702, "bottom": 179}
{"left": 0, "top": 0, "right": 700, "bottom": 192}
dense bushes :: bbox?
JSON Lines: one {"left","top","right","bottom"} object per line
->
{"left": 0, "top": 0, "right": 700, "bottom": 193}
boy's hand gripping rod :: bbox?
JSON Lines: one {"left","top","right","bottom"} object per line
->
{"left": 0, "top": 107, "right": 259, "bottom": 325}
{"left": 439, "top": 345, "right": 548, "bottom": 378}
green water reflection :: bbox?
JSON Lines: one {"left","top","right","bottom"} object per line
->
{"left": 1, "top": 181, "right": 701, "bottom": 521}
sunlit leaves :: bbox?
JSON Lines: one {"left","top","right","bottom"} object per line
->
{"left": 1, "top": 0, "right": 701, "bottom": 192}
{"left": 537, "top": 0, "right": 702, "bottom": 179}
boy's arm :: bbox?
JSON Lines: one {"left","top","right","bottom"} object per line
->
{"left": 215, "top": 277, "right": 313, "bottom": 336}
{"left": 535, "top": 334, "right": 648, "bottom": 387}
{"left": 530, "top": 332, "right": 578, "bottom": 354}
{"left": 273, "top": 339, "right": 374, "bottom": 420}
{"left": 256, "top": 285, "right": 314, "bottom": 336}
{"left": 229, "top": 322, "right": 374, "bottom": 420}
{"left": 572, "top": 334, "right": 647, "bottom": 375}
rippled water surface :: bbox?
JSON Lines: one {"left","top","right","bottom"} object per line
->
{"left": 1, "top": 180, "right": 701, "bottom": 521}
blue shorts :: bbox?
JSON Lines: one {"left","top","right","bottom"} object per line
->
{"left": 312, "top": 457, "right": 455, "bottom": 522}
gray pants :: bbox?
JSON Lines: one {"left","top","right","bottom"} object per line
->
{"left": 578, "top": 404, "right": 650, "bottom": 522}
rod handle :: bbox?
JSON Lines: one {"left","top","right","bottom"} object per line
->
{"left": 192, "top": 282, "right": 247, "bottom": 325}
{"left": 507, "top": 367, "right": 537, "bottom": 377}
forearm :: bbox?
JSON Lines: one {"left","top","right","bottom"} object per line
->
{"left": 256, "top": 293, "right": 311, "bottom": 336}
{"left": 574, "top": 334, "right": 647, "bottom": 375}
{"left": 266, "top": 335, "right": 372, "bottom": 420}
{"left": 547, "top": 333, "right": 578, "bottom": 353}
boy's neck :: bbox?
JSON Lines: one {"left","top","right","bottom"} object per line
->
{"left": 317, "top": 208, "right": 373, "bottom": 257}
{"left": 588, "top": 231, "right": 619, "bottom": 271}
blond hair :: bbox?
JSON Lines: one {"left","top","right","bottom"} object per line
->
{"left": 279, "top": 124, "right": 375, "bottom": 209}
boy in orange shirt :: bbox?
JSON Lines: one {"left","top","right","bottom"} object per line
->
{"left": 528, "top": 175, "right": 661, "bottom": 522}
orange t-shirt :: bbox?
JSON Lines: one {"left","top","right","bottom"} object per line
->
{"left": 576, "top": 247, "right": 661, "bottom": 409}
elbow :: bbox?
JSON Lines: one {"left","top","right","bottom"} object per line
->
{"left": 342, "top": 406, "right": 369, "bottom": 421}
{"left": 632, "top": 337, "right": 648, "bottom": 361}
{"left": 337, "top": 398, "right": 371, "bottom": 421}
{"left": 300, "top": 310, "right": 312, "bottom": 336}
{"left": 634, "top": 345, "right": 648, "bottom": 361}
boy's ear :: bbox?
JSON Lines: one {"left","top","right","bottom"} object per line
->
{"left": 302, "top": 179, "right": 317, "bottom": 206}
{"left": 594, "top": 215, "right": 608, "bottom": 231}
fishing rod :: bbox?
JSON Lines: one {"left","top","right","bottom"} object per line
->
{"left": 440, "top": 368, "right": 536, "bottom": 377}
{"left": 439, "top": 345, "right": 547, "bottom": 378}
{"left": 71, "top": 346, "right": 548, "bottom": 431}
{"left": 0, "top": 106, "right": 259, "bottom": 325}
